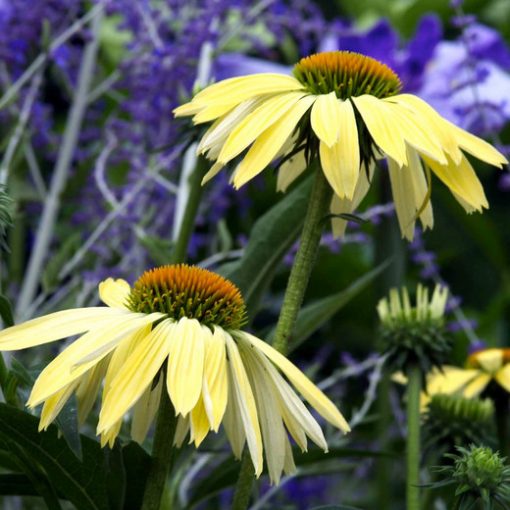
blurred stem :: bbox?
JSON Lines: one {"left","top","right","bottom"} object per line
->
{"left": 375, "top": 168, "right": 405, "bottom": 510}
{"left": 407, "top": 365, "right": 422, "bottom": 510}
{"left": 141, "top": 389, "right": 178, "bottom": 510}
{"left": 16, "top": 6, "right": 104, "bottom": 316}
{"left": 169, "top": 156, "right": 206, "bottom": 264}
{"left": 231, "top": 449, "right": 255, "bottom": 510}
{"left": 232, "top": 166, "right": 332, "bottom": 509}
{"left": 272, "top": 166, "right": 333, "bottom": 354}
{"left": 142, "top": 156, "right": 205, "bottom": 510}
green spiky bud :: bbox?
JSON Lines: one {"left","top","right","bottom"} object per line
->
{"left": 424, "top": 394, "right": 496, "bottom": 451}
{"left": 433, "top": 445, "right": 510, "bottom": 509}
{"left": 378, "top": 284, "right": 451, "bottom": 376}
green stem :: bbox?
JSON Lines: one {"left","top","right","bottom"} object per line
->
{"left": 141, "top": 156, "right": 205, "bottom": 510}
{"left": 272, "top": 167, "right": 333, "bottom": 355}
{"left": 141, "top": 391, "right": 178, "bottom": 510}
{"left": 231, "top": 166, "right": 332, "bottom": 509}
{"left": 407, "top": 365, "right": 422, "bottom": 510}
{"left": 169, "top": 156, "right": 206, "bottom": 265}
{"left": 231, "top": 449, "right": 256, "bottom": 510}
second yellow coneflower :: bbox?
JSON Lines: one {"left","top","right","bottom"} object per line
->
{"left": 174, "top": 51, "right": 507, "bottom": 240}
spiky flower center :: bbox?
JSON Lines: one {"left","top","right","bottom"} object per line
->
{"left": 128, "top": 265, "right": 247, "bottom": 330}
{"left": 293, "top": 51, "right": 402, "bottom": 99}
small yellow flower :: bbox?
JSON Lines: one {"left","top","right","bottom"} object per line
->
{"left": 423, "top": 348, "right": 510, "bottom": 406}
{"left": 174, "top": 51, "right": 507, "bottom": 240}
{"left": 0, "top": 265, "right": 349, "bottom": 484}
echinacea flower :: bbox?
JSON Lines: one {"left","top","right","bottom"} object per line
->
{"left": 423, "top": 348, "right": 510, "bottom": 406}
{"left": 0, "top": 265, "right": 349, "bottom": 483}
{"left": 174, "top": 51, "right": 507, "bottom": 240}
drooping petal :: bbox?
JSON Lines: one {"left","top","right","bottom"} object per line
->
{"left": 277, "top": 150, "right": 307, "bottom": 192}
{"left": 100, "top": 419, "right": 123, "bottom": 448}
{"left": 76, "top": 356, "right": 110, "bottom": 424}
{"left": 237, "top": 334, "right": 327, "bottom": 451}
{"left": 98, "top": 278, "right": 131, "bottom": 309}
{"left": 218, "top": 92, "right": 306, "bottom": 164}
{"left": 463, "top": 373, "right": 492, "bottom": 398}
{"left": 28, "top": 314, "right": 162, "bottom": 407}
{"left": 186, "top": 74, "right": 304, "bottom": 107}
{"left": 472, "top": 349, "right": 504, "bottom": 372}
{"left": 190, "top": 396, "right": 211, "bottom": 447}
{"left": 222, "top": 374, "right": 246, "bottom": 459}
{"left": 39, "top": 381, "right": 79, "bottom": 431}
{"left": 495, "top": 365, "right": 510, "bottom": 392}
{"left": 424, "top": 366, "right": 480, "bottom": 395}
{"left": 389, "top": 94, "right": 463, "bottom": 164}
{"left": 0, "top": 307, "right": 128, "bottom": 351}
{"left": 224, "top": 332, "right": 263, "bottom": 476}
{"left": 232, "top": 96, "right": 316, "bottom": 188}
{"left": 197, "top": 98, "right": 262, "bottom": 157}
{"left": 240, "top": 341, "right": 287, "bottom": 484}
{"left": 423, "top": 154, "right": 488, "bottom": 211}
{"left": 319, "top": 99, "right": 360, "bottom": 199}
{"left": 444, "top": 119, "right": 508, "bottom": 167}
{"left": 173, "top": 416, "right": 190, "bottom": 448}
{"left": 310, "top": 92, "right": 341, "bottom": 147}
{"left": 352, "top": 95, "right": 408, "bottom": 167}
{"left": 202, "top": 327, "right": 228, "bottom": 431}
{"left": 166, "top": 318, "right": 205, "bottom": 417}
{"left": 131, "top": 376, "right": 163, "bottom": 444}
{"left": 97, "top": 319, "right": 174, "bottom": 433}
{"left": 330, "top": 163, "right": 374, "bottom": 238}
{"left": 241, "top": 332, "right": 350, "bottom": 433}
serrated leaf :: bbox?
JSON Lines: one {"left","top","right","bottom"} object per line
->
{"left": 267, "top": 260, "right": 389, "bottom": 351}
{"left": 218, "top": 176, "right": 313, "bottom": 318}
{"left": 0, "top": 403, "right": 109, "bottom": 510}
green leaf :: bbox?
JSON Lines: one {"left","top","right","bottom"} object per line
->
{"left": 219, "top": 176, "right": 313, "bottom": 317}
{"left": 9, "top": 358, "right": 82, "bottom": 460}
{"left": 136, "top": 231, "right": 174, "bottom": 266}
{"left": 0, "top": 294, "right": 14, "bottom": 327}
{"left": 267, "top": 260, "right": 390, "bottom": 351}
{"left": 0, "top": 404, "right": 110, "bottom": 510}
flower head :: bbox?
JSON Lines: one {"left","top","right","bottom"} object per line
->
{"left": 424, "top": 348, "right": 510, "bottom": 403}
{"left": 0, "top": 264, "right": 349, "bottom": 484}
{"left": 174, "top": 50, "right": 507, "bottom": 241}
{"left": 378, "top": 284, "right": 451, "bottom": 374}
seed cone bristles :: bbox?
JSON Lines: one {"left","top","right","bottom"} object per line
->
{"left": 293, "top": 51, "right": 402, "bottom": 99}
{"left": 128, "top": 264, "right": 247, "bottom": 330}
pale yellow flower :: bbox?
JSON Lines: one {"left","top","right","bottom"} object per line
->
{"left": 0, "top": 265, "right": 349, "bottom": 484}
{"left": 423, "top": 348, "right": 510, "bottom": 408}
{"left": 174, "top": 51, "right": 507, "bottom": 240}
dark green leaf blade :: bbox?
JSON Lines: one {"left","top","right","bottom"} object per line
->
{"left": 219, "top": 176, "right": 313, "bottom": 317}
{"left": 0, "top": 403, "right": 110, "bottom": 510}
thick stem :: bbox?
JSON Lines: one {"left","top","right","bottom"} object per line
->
{"left": 406, "top": 365, "right": 422, "bottom": 510}
{"left": 141, "top": 390, "right": 178, "bottom": 510}
{"left": 232, "top": 167, "right": 332, "bottom": 509}
{"left": 231, "top": 450, "right": 256, "bottom": 510}
{"left": 272, "top": 167, "right": 333, "bottom": 355}
{"left": 141, "top": 158, "right": 205, "bottom": 510}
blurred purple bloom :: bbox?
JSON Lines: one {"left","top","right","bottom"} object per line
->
{"left": 417, "top": 23, "right": 510, "bottom": 134}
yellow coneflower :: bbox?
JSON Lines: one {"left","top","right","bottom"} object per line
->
{"left": 0, "top": 265, "right": 349, "bottom": 484}
{"left": 424, "top": 348, "right": 510, "bottom": 405}
{"left": 174, "top": 51, "right": 507, "bottom": 240}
